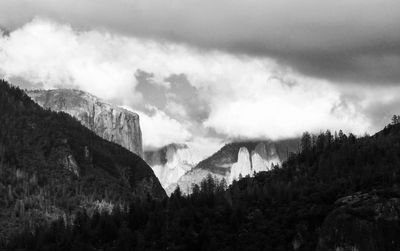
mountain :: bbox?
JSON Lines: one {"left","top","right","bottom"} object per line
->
{"left": 144, "top": 143, "right": 196, "bottom": 190}
{"left": 27, "top": 89, "right": 143, "bottom": 157}
{"left": 168, "top": 139, "right": 299, "bottom": 194}
{"left": 0, "top": 80, "right": 165, "bottom": 240}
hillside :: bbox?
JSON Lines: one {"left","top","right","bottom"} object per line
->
{"left": 7, "top": 123, "right": 400, "bottom": 250}
{"left": 0, "top": 80, "right": 165, "bottom": 240}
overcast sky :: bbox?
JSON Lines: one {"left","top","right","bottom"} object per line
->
{"left": 1, "top": 0, "right": 399, "bottom": 157}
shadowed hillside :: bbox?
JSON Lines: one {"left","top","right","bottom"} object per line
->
{"left": 0, "top": 80, "right": 165, "bottom": 241}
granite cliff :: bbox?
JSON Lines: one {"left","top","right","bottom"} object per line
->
{"left": 229, "top": 142, "right": 281, "bottom": 184}
{"left": 169, "top": 140, "right": 298, "bottom": 194}
{"left": 27, "top": 89, "right": 143, "bottom": 157}
{"left": 144, "top": 144, "right": 196, "bottom": 191}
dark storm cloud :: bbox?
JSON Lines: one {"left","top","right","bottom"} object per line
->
{"left": 1, "top": 0, "right": 399, "bottom": 84}
{"left": 366, "top": 99, "right": 400, "bottom": 130}
{"left": 165, "top": 74, "right": 210, "bottom": 123}
{"left": 135, "top": 70, "right": 167, "bottom": 109}
{"left": 135, "top": 71, "right": 210, "bottom": 123}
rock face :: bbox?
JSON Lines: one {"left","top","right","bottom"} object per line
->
{"left": 251, "top": 142, "right": 280, "bottom": 173}
{"left": 229, "top": 147, "right": 252, "bottom": 184}
{"left": 228, "top": 143, "right": 281, "bottom": 184}
{"left": 145, "top": 144, "right": 196, "bottom": 191}
{"left": 317, "top": 190, "right": 400, "bottom": 251}
{"left": 27, "top": 89, "right": 143, "bottom": 157}
{"left": 173, "top": 140, "right": 298, "bottom": 194}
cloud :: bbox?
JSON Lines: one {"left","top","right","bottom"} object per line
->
{"left": 204, "top": 79, "right": 369, "bottom": 139}
{"left": 0, "top": 18, "right": 194, "bottom": 148}
{"left": 126, "top": 106, "right": 192, "bottom": 149}
{"left": 0, "top": 18, "right": 141, "bottom": 104}
{"left": 185, "top": 137, "right": 224, "bottom": 164}
{"left": 1, "top": 0, "right": 400, "bottom": 84}
{"left": 0, "top": 18, "right": 395, "bottom": 150}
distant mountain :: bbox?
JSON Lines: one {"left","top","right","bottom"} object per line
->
{"left": 27, "top": 89, "right": 143, "bottom": 157}
{"left": 168, "top": 139, "right": 299, "bottom": 194}
{"left": 0, "top": 80, "right": 165, "bottom": 240}
{"left": 144, "top": 143, "right": 196, "bottom": 190}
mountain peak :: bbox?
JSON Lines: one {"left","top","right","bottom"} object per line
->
{"left": 27, "top": 88, "right": 143, "bottom": 157}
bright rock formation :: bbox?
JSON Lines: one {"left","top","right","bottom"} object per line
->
{"left": 229, "top": 147, "right": 252, "bottom": 184}
{"left": 145, "top": 144, "right": 196, "bottom": 190}
{"left": 251, "top": 142, "right": 280, "bottom": 173}
{"left": 172, "top": 141, "right": 290, "bottom": 195}
{"left": 27, "top": 89, "right": 143, "bottom": 157}
{"left": 229, "top": 143, "right": 281, "bottom": 184}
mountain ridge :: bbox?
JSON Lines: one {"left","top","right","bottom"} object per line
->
{"left": 167, "top": 139, "right": 299, "bottom": 194}
{"left": 0, "top": 80, "right": 165, "bottom": 240}
{"left": 27, "top": 88, "right": 144, "bottom": 157}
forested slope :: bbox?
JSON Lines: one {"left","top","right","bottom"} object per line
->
{"left": 0, "top": 80, "right": 165, "bottom": 242}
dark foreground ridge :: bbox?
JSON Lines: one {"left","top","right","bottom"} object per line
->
{"left": 2, "top": 78, "right": 400, "bottom": 250}
{"left": 0, "top": 80, "right": 166, "bottom": 243}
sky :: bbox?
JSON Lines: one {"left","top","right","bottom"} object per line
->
{"left": 0, "top": 0, "right": 399, "bottom": 157}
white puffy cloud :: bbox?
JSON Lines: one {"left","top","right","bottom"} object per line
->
{"left": 204, "top": 76, "right": 370, "bottom": 139}
{"left": 124, "top": 106, "right": 191, "bottom": 149}
{"left": 0, "top": 18, "right": 385, "bottom": 149}
{"left": 0, "top": 18, "right": 142, "bottom": 104}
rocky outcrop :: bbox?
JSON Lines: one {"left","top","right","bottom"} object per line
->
{"left": 229, "top": 143, "right": 281, "bottom": 184}
{"left": 251, "top": 142, "right": 280, "bottom": 173}
{"left": 229, "top": 147, "right": 252, "bottom": 184}
{"left": 317, "top": 190, "right": 400, "bottom": 251}
{"left": 172, "top": 140, "right": 296, "bottom": 195}
{"left": 145, "top": 144, "right": 196, "bottom": 192}
{"left": 62, "top": 154, "right": 79, "bottom": 177}
{"left": 27, "top": 89, "right": 143, "bottom": 157}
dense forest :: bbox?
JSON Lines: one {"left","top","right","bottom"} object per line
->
{"left": 2, "top": 80, "right": 400, "bottom": 250}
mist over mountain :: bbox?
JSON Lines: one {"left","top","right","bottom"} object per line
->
{"left": 168, "top": 139, "right": 299, "bottom": 194}
{"left": 144, "top": 143, "right": 196, "bottom": 190}
{"left": 25, "top": 87, "right": 300, "bottom": 196}
{"left": 1, "top": 18, "right": 386, "bottom": 151}
{"left": 1, "top": 1, "right": 400, "bottom": 250}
